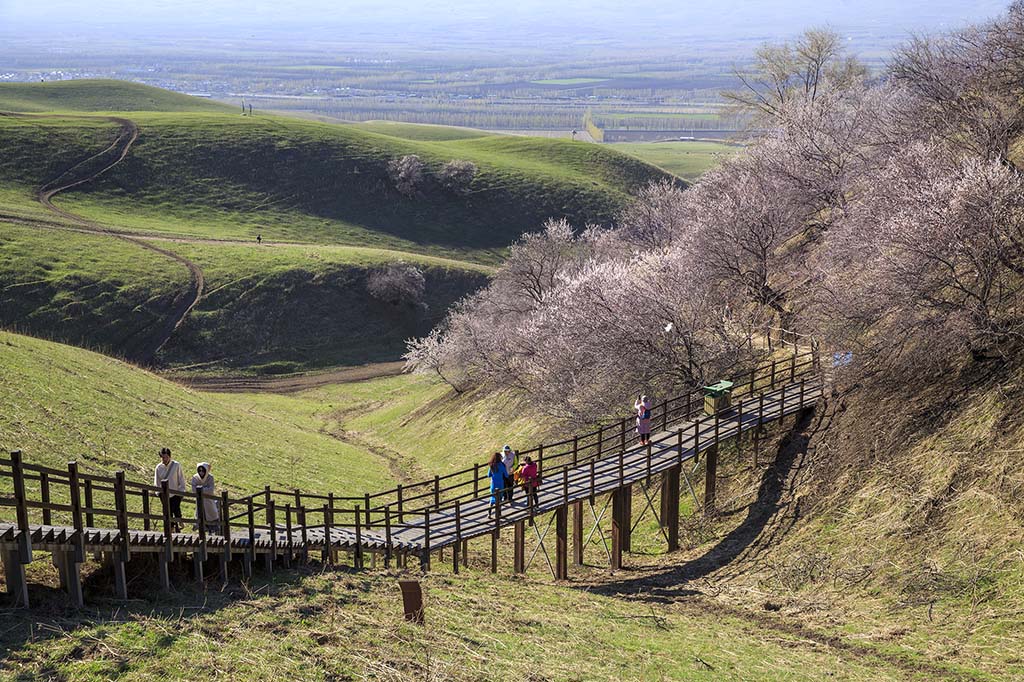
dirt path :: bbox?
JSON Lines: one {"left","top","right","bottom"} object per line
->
{"left": 176, "top": 361, "right": 406, "bottom": 394}
{"left": 0, "top": 112, "right": 205, "bottom": 364}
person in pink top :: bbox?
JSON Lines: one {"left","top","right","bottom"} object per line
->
{"left": 635, "top": 394, "right": 653, "bottom": 445}
{"left": 518, "top": 456, "right": 540, "bottom": 507}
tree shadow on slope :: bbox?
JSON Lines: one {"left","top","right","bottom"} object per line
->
{"left": 587, "top": 406, "right": 828, "bottom": 603}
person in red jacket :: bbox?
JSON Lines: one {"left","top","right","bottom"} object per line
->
{"left": 518, "top": 456, "right": 540, "bottom": 507}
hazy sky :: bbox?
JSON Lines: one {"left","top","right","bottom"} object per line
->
{"left": 0, "top": 0, "right": 1008, "bottom": 49}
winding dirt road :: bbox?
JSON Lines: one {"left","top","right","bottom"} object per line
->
{"left": 0, "top": 112, "right": 205, "bottom": 364}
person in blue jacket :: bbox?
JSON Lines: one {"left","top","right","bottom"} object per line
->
{"left": 486, "top": 452, "right": 507, "bottom": 517}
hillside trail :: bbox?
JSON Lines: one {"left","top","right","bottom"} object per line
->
{"left": 0, "top": 111, "right": 205, "bottom": 365}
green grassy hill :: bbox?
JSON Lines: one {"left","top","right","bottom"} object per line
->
{"left": 0, "top": 81, "right": 672, "bottom": 370}
{"left": 0, "top": 330, "right": 392, "bottom": 495}
{"left": 0, "top": 79, "right": 233, "bottom": 113}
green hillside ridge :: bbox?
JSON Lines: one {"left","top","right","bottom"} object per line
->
{"left": 0, "top": 79, "right": 233, "bottom": 113}
{"left": 0, "top": 330, "right": 393, "bottom": 495}
{"left": 156, "top": 241, "right": 492, "bottom": 373}
{"left": 0, "top": 86, "right": 673, "bottom": 259}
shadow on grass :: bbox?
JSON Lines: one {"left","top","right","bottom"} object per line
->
{"left": 586, "top": 406, "right": 823, "bottom": 603}
{"left": 0, "top": 553, "right": 369, "bottom": 671}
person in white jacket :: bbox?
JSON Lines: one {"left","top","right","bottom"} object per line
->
{"left": 191, "top": 463, "right": 221, "bottom": 534}
{"left": 154, "top": 448, "right": 186, "bottom": 532}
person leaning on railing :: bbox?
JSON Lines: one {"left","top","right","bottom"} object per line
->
{"left": 154, "top": 447, "right": 186, "bottom": 532}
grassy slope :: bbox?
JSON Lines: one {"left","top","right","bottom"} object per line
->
{"left": 612, "top": 140, "right": 738, "bottom": 181}
{"left": 0, "top": 223, "right": 188, "bottom": 360}
{"left": 0, "top": 330, "right": 392, "bottom": 495}
{"left": 0, "top": 79, "right": 233, "bottom": 113}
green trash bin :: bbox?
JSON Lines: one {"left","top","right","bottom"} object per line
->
{"left": 703, "top": 380, "right": 734, "bottom": 416}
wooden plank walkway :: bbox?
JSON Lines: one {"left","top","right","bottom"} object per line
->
{"left": 1, "top": 349, "right": 823, "bottom": 605}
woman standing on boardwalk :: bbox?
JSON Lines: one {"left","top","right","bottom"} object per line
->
{"left": 191, "top": 463, "right": 221, "bottom": 534}
{"left": 635, "top": 394, "right": 653, "bottom": 446}
{"left": 518, "top": 456, "right": 540, "bottom": 508}
{"left": 487, "top": 452, "right": 507, "bottom": 517}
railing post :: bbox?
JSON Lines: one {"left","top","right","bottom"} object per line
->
{"left": 384, "top": 505, "right": 393, "bottom": 568}
{"left": 693, "top": 420, "right": 700, "bottom": 464}
{"left": 222, "top": 491, "right": 232, "bottom": 561}
{"left": 597, "top": 426, "right": 604, "bottom": 457}
{"left": 84, "top": 478, "right": 95, "bottom": 530}
{"left": 589, "top": 459, "right": 596, "bottom": 505}
{"left": 283, "top": 502, "right": 292, "bottom": 568}
{"left": 770, "top": 359, "right": 777, "bottom": 389}
{"left": 397, "top": 484, "right": 405, "bottom": 522}
{"left": 453, "top": 501, "right": 461, "bottom": 575}
{"left": 538, "top": 444, "right": 544, "bottom": 479}
{"left": 662, "top": 402, "right": 669, "bottom": 432}
{"left": 646, "top": 442, "right": 652, "bottom": 482}
{"left": 321, "top": 502, "right": 333, "bottom": 565}
{"left": 562, "top": 466, "right": 569, "bottom": 505}
{"left": 677, "top": 429, "right": 684, "bottom": 464}
{"left": 790, "top": 352, "right": 797, "bottom": 381}
{"left": 491, "top": 494, "right": 500, "bottom": 573}
{"left": 433, "top": 477, "right": 440, "bottom": 510}
{"left": 247, "top": 496, "right": 257, "bottom": 569}
{"left": 620, "top": 420, "right": 626, "bottom": 452}
{"left": 195, "top": 484, "right": 207, "bottom": 565}
{"left": 267, "top": 498, "right": 277, "bottom": 573}
{"left": 736, "top": 400, "right": 744, "bottom": 455}
{"left": 749, "top": 367, "right": 755, "bottom": 395}
{"left": 618, "top": 443, "right": 625, "bottom": 484}
{"left": 160, "top": 480, "right": 172, "bottom": 562}
{"left": 40, "top": 471, "right": 52, "bottom": 526}
{"left": 68, "top": 462, "right": 84, "bottom": 564}
{"left": 421, "top": 509, "right": 431, "bottom": 573}
{"left": 11, "top": 451, "right": 32, "bottom": 564}
{"left": 114, "top": 470, "right": 130, "bottom": 564}
{"left": 365, "top": 492, "right": 372, "bottom": 526}
{"left": 141, "top": 488, "right": 151, "bottom": 532}
{"left": 354, "top": 506, "right": 363, "bottom": 569}
{"left": 299, "top": 504, "right": 309, "bottom": 563}
{"left": 473, "top": 465, "right": 479, "bottom": 498}
{"left": 572, "top": 436, "right": 579, "bottom": 466}
{"left": 800, "top": 377, "right": 806, "bottom": 406}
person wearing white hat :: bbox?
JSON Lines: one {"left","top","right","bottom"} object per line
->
{"left": 191, "top": 462, "right": 220, "bottom": 534}
{"left": 500, "top": 445, "right": 517, "bottom": 503}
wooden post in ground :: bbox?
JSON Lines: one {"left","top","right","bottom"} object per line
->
{"left": 1, "top": 548, "right": 28, "bottom": 607}
{"left": 572, "top": 500, "right": 584, "bottom": 566}
{"left": 158, "top": 481, "right": 172, "bottom": 591}
{"left": 354, "top": 505, "right": 364, "bottom": 570}
{"left": 264, "top": 488, "right": 275, "bottom": 574}
{"left": 513, "top": 519, "right": 526, "bottom": 574}
{"left": 610, "top": 488, "right": 627, "bottom": 570}
{"left": 113, "top": 471, "right": 130, "bottom": 599}
{"left": 282, "top": 502, "right": 292, "bottom": 569}
{"left": 704, "top": 445, "right": 718, "bottom": 516}
{"left": 222, "top": 492, "right": 233, "bottom": 580}
{"left": 555, "top": 505, "right": 568, "bottom": 580}
{"left": 622, "top": 484, "right": 632, "bottom": 552}
{"left": 662, "top": 465, "right": 680, "bottom": 552}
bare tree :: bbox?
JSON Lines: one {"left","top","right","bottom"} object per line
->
{"left": 724, "top": 28, "right": 867, "bottom": 123}
{"left": 388, "top": 155, "right": 426, "bottom": 197}
{"left": 439, "top": 159, "right": 478, "bottom": 194}
{"left": 367, "top": 262, "right": 426, "bottom": 307}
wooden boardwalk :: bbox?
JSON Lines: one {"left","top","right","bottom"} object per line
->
{"left": 1, "top": 350, "right": 822, "bottom": 606}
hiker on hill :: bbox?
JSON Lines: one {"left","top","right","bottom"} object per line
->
{"left": 256, "top": 234, "right": 262, "bottom": 245}
{"left": 500, "top": 444, "right": 517, "bottom": 503}
{"left": 154, "top": 447, "right": 186, "bottom": 532}
{"left": 635, "top": 394, "right": 653, "bottom": 446}
{"left": 518, "top": 456, "right": 540, "bottom": 508}
{"left": 487, "top": 452, "right": 508, "bottom": 517}
{"left": 191, "top": 463, "right": 221, "bottom": 534}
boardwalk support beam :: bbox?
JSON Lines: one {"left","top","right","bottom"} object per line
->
{"left": 611, "top": 488, "right": 627, "bottom": 570}
{"left": 662, "top": 465, "right": 680, "bottom": 552}
{"left": 555, "top": 505, "right": 568, "bottom": 580}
